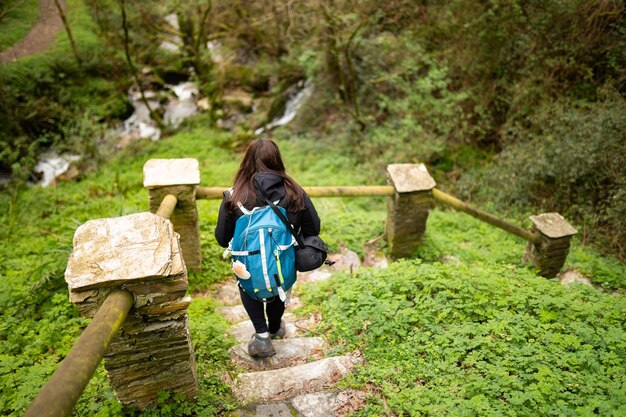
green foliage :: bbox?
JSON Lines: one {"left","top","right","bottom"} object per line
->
{"left": 458, "top": 94, "right": 626, "bottom": 259}
{"left": 351, "top": 32, "right": 467, "bottom": 172}
{"left": 0, "top": 127, "right": 241, "bottom": 416}
{"left": 420, "top": 0, "right": 625, "bottom": 141}
{"left": 302, "top": 260, "right": 626, "bottom": 416}
{"left": 0, "top": 0, "right": 126, "bottom": 176}
{"left": 0, "top": 0, "right": 40, "bottom": 51}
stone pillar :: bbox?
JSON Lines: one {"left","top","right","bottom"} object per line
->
{"left": 386, "top": 163, "right": 436, "bottom": 258}
{"left": 144, "top": 158, "right": 202, "bottom": 272}
{"left": 524, "top": 212, "right": 577, "bottom": 278}
{"left": 64, "top": 212, "right": 198, "bottom": 410}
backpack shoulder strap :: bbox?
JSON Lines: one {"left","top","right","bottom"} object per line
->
{"left": 227, "top": 188, "right": 253, "bottom": 215}
{"left": 262, "top": 195, "right": 305, "bottom": 247}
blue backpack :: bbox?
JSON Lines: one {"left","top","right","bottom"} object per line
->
{"left": 228, "top": 197, "right": 297, "bottom": 301}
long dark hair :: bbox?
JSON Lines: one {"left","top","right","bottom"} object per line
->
{"left": 229, "top": 138, "right": 305, "bottom": 212}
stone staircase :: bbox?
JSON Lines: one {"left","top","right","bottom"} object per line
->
{"left": 210, "top": 247, "right": 382, "bottom": 417}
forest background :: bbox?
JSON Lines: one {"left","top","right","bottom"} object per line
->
{"left": 0, "top": 0, "right": 625, "bottom": 416}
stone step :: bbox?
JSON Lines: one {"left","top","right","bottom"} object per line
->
{"left": 297, "top": 247, "right": 362, "bottom": 284}
{"left": 291, "top": 390, "right": 367, "bottom": 417}
{"left": 229, "top": 389, "right": 367, "bottom": 417}
{"left": 232, "top": 356, "right": 361, "bottom": 403}
{"left": 229, "top": 314, "right": 299, "bottom": 343}
{"left": 217, "top": 304, "right": 248, "bottom": 323}
{"left": 229, "top": 402, "right": 295, "bottom": 417}
{"left": 230, "top": 337, "right": 327, "bottom": 370}
{"left": 213, "top": 280, "right": 240, "bottom": 306}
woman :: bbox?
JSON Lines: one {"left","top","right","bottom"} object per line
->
{"left": 215, "top": 138, "right": 320, "bottom": 358}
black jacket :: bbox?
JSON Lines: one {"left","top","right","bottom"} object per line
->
{"left": 214, "top": 172, "right": 320, "bottom": 248}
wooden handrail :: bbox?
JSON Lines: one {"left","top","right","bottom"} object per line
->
{"left": 156, "top": 194, "right": 177, "bottom": 219}
{"left": 24, "top": 290, "right": 134, "bottom": 417}
{"left": 195, "top": 185, "right": 394, "bottom": 199}
{"left": 196, "top": 185, "right": 539, "bottom": 243}
{"left": 432, "top": 189, "right": 540, "bottom": 244}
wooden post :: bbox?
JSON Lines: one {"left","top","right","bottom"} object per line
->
{"left": 386, "top": 164, "right": 436, "bottom": 258}
{"left": 144, "top": 159, "right": 202, "bottom": 272}
{"left": 64, "top": 212, "right": 198, "bottom": 410}
{"left": 523, "top": 213, "right": 577, "bottom": 277}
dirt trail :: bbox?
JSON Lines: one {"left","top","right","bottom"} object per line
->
{"left": 0, "top": 0, "right": 66, "bottom": 64}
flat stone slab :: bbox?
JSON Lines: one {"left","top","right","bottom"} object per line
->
{"left": 328, "top": 248, "right": 361, "bottom": 272}
{"left": 232, "top": 356, "right": 361, "bottom": 403}
{"left": 530, "top": 213, "right": 577, "bottom": 238}
{"left": 214, "top": 281, "right": 241, "bottom": 305}
{"left": 230, "top": 337, "right": 327, "bottom": 370}
{"left": 65, "top": 213, "right": 185, "bottom": 291}
{"left": 387, "top": 163, "right": 436, "bottom": 193}
{"left": 143, "top": 158, "right": 200, "bottom": 187}
{"left": 299, "top": 248, "right": 361, "bottom": 284}
{"left": 298, "top": 269, "right": 332, "bottom": 283}
{"left": 230, "top": 316, "right": 298, "bottom": 343}
{"left": 230, "top": 402, "right": 295, "bottom": 417}
{"left": 291, "top": 390, "right": 367, "bottom": 417}
{"left": 218, "top": 305, "right": 248, "bottom": 323}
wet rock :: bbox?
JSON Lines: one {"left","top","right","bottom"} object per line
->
{"left": 164, "top": 98, "right": 198, "bottom": 128}
{"left": 160, "top": 13, "right": 182, "bottom": 53}
{"left": 168, "top": 82, "right": 198, "bottom": 100}
{"left": 119, "top": 90, "right": 161, "bottom": 143}
{"left": 34, "top": 154, "right": 80, "bottom": 187}
{"left": 559, "top": 269, "right": 592, "bottom": 287}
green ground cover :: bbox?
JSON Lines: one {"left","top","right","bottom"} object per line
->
{"left": 0, "top": 0, "right": 40, "bottom": 52}
{"left": 301, "top": 261, "right": 626, "bottom": 416}
{"left": 0, "top": 121, "right": 624, "bottom": 415}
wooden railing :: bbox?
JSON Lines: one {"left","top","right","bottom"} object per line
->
{"left": 196, "top": 161, "right": 575, "bottom": 277}
{"left": 196, "top": 185, "right": 541, "bottom": 244}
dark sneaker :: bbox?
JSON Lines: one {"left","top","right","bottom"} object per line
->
{"left": 270, "top": 320, "right": 286, "bottom": 340}
{"left": 247, "top": 334, "right": 275, "bottom": 358}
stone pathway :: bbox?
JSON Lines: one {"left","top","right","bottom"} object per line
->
{"left": 209, "top": 248, "right": 384, "bottom": 417}
{"left": 0, "top": 0, "right": 66, "bottom": 64}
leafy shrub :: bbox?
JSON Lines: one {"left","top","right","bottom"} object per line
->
{"left": 457, "top": 94, "right": 626, "bottom": 258}
{"left": 302, "top": 260, "right": 626, "bottom": 416}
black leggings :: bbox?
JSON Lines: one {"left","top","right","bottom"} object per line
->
{"left": 238, "top": 285, "right": 285, "bottom": 334}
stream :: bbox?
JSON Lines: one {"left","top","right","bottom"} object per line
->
{"left": 29, "top": 12, "right": 312, "bottom": 187}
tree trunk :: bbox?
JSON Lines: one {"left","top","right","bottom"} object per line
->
{"left": 118, "top": 0, "right": 164, "bottom": 128}
{"left": 53, "top": 0, "right": 80, "bottom": 65}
